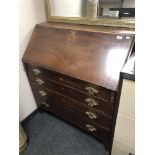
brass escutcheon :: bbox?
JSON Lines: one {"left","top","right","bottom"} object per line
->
{"left": 70, "top": 30, "right": 76, "bottom": 38}
{"left": 85, "top": 86, "right": 98, "bottom": 95}
{"left": 86, "top": 124, "right": 96, "bottom": 132}
{"left": 35, "top": 78, "right": 44, "bottom": 85}
{"left": 85, "top": 111, "right": 98, "bottom": 119}
{"left": 39, "top": 90, "right": 47, "bottom": 96}
{"left": 85, "top": 97, "right": 98, "bottom": 107}
{"left": 41, "top": 102, "right": 50, "bottom": 107}
{"left": 32, "top": 68, "right": 41, "bottom": 75}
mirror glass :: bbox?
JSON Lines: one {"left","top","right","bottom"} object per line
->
{"left": 50, "top": 0, "right": 135, "bottom": 19}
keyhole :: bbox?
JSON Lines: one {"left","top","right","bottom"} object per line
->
{"left": 70, "top": 31, "right": 76, "bottom": 38}
{"left": 61, "top": 87, "right": 64, "bottom": 91}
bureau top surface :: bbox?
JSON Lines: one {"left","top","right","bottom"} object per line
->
{"left": 23, "top": 22, "right": 135, "bottom": 91}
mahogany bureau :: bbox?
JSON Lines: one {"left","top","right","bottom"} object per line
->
{"left": 22, "top": 22, "right": 135, "bottom": 153}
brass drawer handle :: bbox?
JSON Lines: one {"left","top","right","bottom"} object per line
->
{"left": 41, "top": 102, "right": 50, "bottom": 107}
{"left": 86, "top": 124, "right": 96, "bottom": 132}
{"left": 35, "top": 78, "right": 44, "bottom": 85}
{"left": 85, "top": 98, "right": 98, "bottom": 107}
{"left": 32, "top": 68, "right": 41, "bottom": 75}
{"left": 85, "top": 86, "right": 98, "bottom": 95}
{"left": 85, "top": 111, "right": 97, "bottom": 119}
{"left": 39, "top": 90, "right": 47, "bottom": 96}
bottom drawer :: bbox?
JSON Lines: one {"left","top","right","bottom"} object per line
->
{"left": 36, "top": 98, "right": 111, "bottom": 151}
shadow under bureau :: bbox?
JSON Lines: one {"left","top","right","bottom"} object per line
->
{"left": 22, "top": 22, "right": 135, "bottom": 154}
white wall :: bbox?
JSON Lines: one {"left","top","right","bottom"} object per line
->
{"left": 19, "top": 0, "right": 46, "bottom": 121}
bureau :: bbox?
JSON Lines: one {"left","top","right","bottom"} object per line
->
{"left": 22, "top": 22, "right": 135, "bottom": 153}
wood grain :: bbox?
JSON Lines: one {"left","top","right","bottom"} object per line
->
{"left": 22, "top": 22, "right": 135, "bottom": 154}
{"left": 23, "top": 22, "right": 135, "bottom": 91}
{"left": 35, "top": 98, "right": 111, "bottom": 151}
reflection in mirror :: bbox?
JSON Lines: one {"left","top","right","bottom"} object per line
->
{"left": 50, "top": 0, "right": 97, "bottom": 18}
{"left": 50, "top": 0, "right": 135, "bottom": 19}
{"left": 99, "top": 0, "right": 135, "bottom": 18}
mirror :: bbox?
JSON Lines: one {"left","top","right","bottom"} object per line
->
{"left": 44, "top": 0, "right": 135, "bottom": 29}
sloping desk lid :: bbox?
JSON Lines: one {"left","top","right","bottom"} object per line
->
{"left": 23, "top": 22, "right": 135, "bottom": 91}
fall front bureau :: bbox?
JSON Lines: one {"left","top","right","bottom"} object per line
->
{"left": 22, "top": 22, "right": 135, "bottom": 153}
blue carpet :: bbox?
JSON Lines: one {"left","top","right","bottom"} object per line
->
{"left": 21, "top": 111, "right": 108, "bottom": 155}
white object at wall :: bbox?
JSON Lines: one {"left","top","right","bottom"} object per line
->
{"left": 19, "top": 0, "right": 46, "bottom": 121}
{"left": 112, "top": 79, "right": 135, "bottom": 155}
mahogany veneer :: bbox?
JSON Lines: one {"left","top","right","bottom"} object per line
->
{"left": 23, "top": 22, "right": 135, "bottom": 153}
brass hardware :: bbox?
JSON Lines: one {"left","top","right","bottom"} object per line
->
{"left": 86, "top": 124, "right": 96, "bottom": 132}
{"left": 39, "top": 91, "right": 47, "bottom": 96}
{"left": 85, "top": 86, "right": 98, "bottom": 95}
{"left": 41, "top": 102, "right": 50, "bottom": 107}
{"left": 32, "top": 69, "right": 41, "bottom": 75}
{"left": 85, "top": 111, "right": 97, "bottom": 119}
{"left": 70, "top": 31, "right": 76, "bottom": 38}
{"left": 85, "top": 98, "right": 98, "bottom": 107}
{"left": 59, "top": 77, "right": 63, "bottom": 82}
{"left": 35, "top": 78, "right": 44, "bottom": 85}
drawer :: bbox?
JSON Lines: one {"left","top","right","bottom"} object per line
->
{"left": 28, "top": 75, "right": 114, "bottom": 116}
{"left": 35, "top": 98, "right": 111, "bottom": 151}
{"left": 31, "top": 83, "right": 113, "bottom": 130}
{"left": 25, "top": 63, "right": 112, "bottom": 101}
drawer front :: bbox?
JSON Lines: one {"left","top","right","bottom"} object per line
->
{"left": 35, "top": 98, "right": 111, "bottom": 151}
{"left": 25, "top": 63, "right": 112, "bottom": 100}
{"left": 31, "top": 83, "right": 112, "bottom": 130}
{"left": 28, "top": 74, "right": 114, "bottom": 116}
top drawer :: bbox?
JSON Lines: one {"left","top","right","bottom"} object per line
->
{"left": 25, "top": 63, "right": 113, "bottom": 101}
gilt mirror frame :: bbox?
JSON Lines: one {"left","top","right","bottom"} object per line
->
{"left": 44, "top": 0, "right": 135, "bottom": 30}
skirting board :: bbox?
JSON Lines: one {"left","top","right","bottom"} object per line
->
{"left": 20, "top": 109, "right": 40, "bottom": 126}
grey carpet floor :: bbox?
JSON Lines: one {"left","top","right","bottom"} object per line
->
{"left": 21, "top": 111, "right": 108, "bottom": 155}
